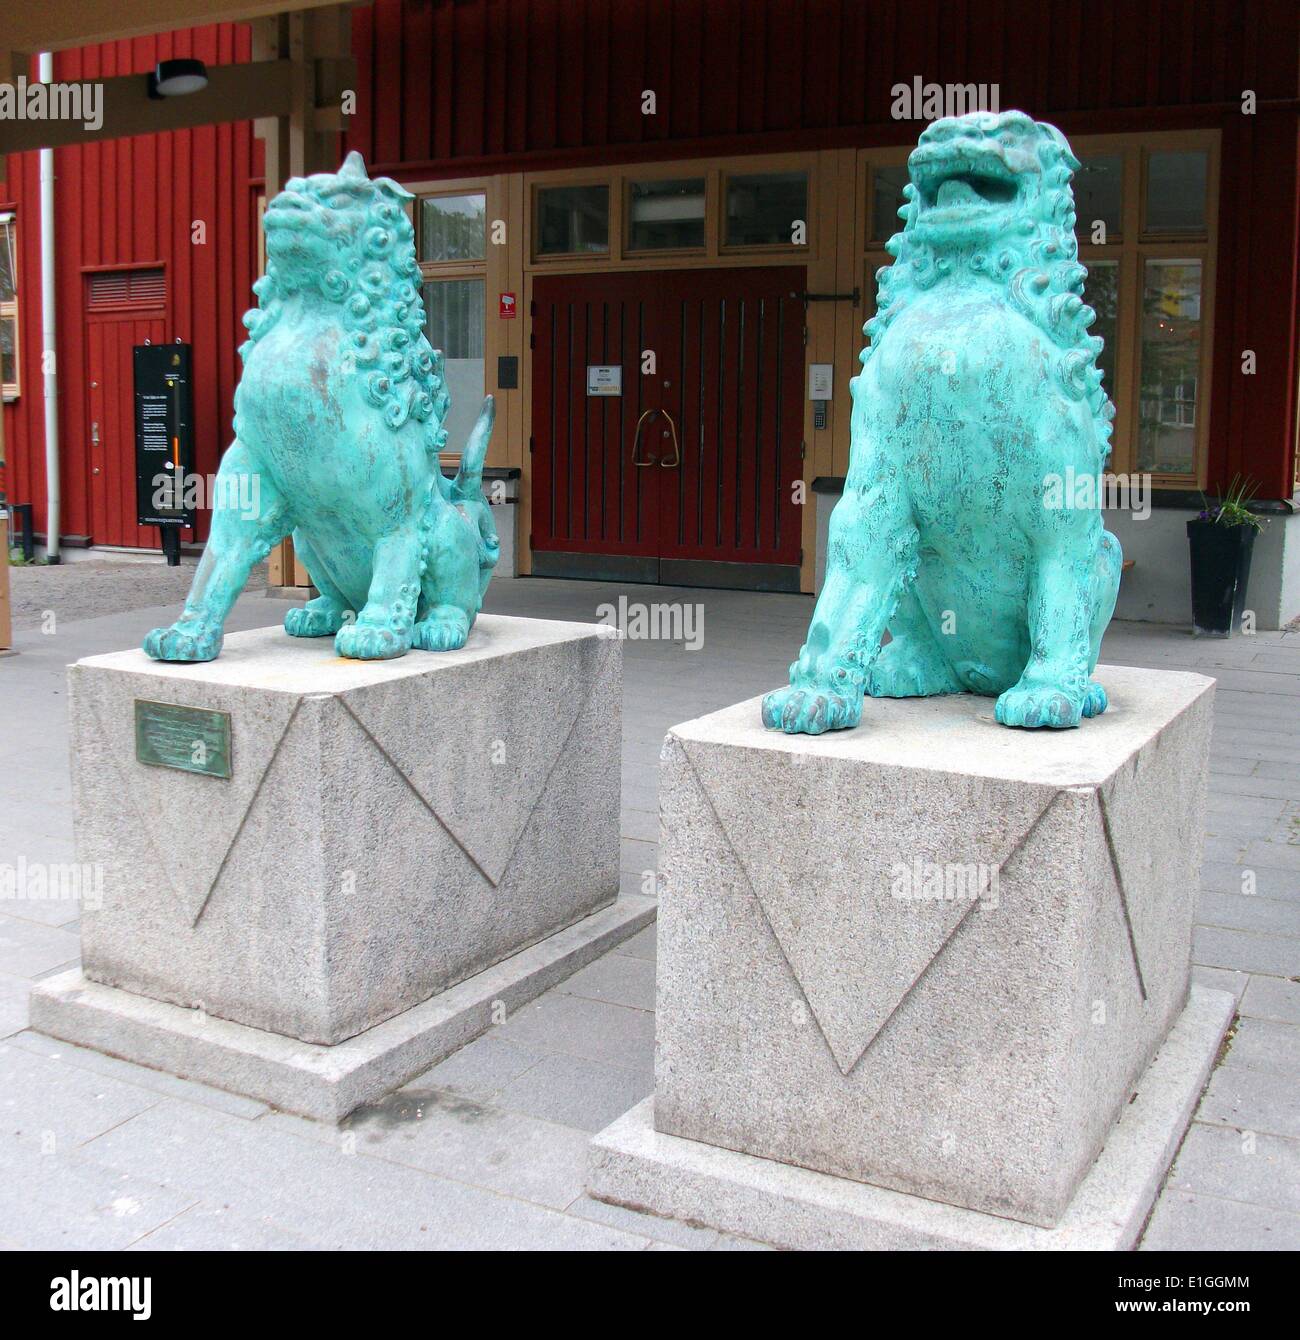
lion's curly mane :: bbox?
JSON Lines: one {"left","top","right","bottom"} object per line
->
{"left": 240, "top": 155, "right": 451, "bottom": 461}
{"left": 862, "top": 120, "right": 1115, "bottom": 463}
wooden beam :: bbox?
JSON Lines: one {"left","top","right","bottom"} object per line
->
{"left": 0, "top": 60, "right": 297, "bottom": 156}
{"left": 0, "top": 1, "right": 350, "bottom": 57}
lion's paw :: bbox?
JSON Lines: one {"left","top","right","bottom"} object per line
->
{"left": 867, "top": 641, "right": 961, "bottom": 698}
{"left": 1081, "top": 680, "right": 1108, "bottom": 718}
{"left": 761, "top": 686, "right": 862, "bottom": 735}
{"left": 143, "top": 621, "right": 222, "bottom": 663}
{"left": 412, "top": 609, "right": 470, "bottom": 652}
{"left": 994, "top": 684, "right": 1082, "bottom": 729}
{"left": 334, "top": 621, "right": 410, "bottom": 661}
{"left": 285, "top": 600, "right": 349, "bottom": 639}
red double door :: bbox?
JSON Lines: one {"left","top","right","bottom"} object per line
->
{"left": 531, "top": 267, "right": 805, "bottom": 590}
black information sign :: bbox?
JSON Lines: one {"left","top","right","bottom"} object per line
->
{"left": 134, "top": 342, "right": 194, "bottom": 529}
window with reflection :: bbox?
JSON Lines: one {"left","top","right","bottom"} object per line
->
{"left": 1145, "top": 152, "right": 1207, "bottom": 235}
{"left": 627, "top": 178, "right": 705, "bottom": 251}
{"left": 869, "top": 165, "right": 910, "bottom": 245}
{"left": 1073, "top": 155, "right": 1123, "bottom": 243}
{"left": 724, "top": 171, "right": 808, "bottom": 248}
{"left": 419, "top": 193, "right": 486, "bottom": 263}
{"left": 422, "top": 278, "right": 485, "bottom": 457}
{"left": 536, "top": 185, "right": 609, "bottom": 255}
{"left": 1085, "top": 259, "right": 1119, "bottom": 408}
{"left": 1137, "top": 260, "right": 1202, "bottom": 475}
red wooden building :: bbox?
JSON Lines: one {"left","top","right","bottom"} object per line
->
{"left": 3, "top": 0, "right": 1298, "bottom": 621}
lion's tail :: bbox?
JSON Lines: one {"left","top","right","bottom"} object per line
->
{"left": 450, "top": 395, "right": 495, "bottom": 503}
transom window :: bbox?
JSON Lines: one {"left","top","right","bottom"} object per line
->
{"left": 724, "top": 171, "right": 808, "bottom": 249}
{"left": 536, "top": 185, "right": 609, "bottom": 257}
{"left": 419, "top": 193, "right": 486, "bottom": 263}
{"left": 626, "top": 177, "right": 705, "bottom": 252}
{"left": 528, "top": 159, "right": 815, "bottom": 264}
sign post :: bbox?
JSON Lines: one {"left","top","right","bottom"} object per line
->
{"left": 134, "top": 342, "right": 194, "bottom": 565}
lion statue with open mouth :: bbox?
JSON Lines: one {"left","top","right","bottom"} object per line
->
{"left": 144, "top": 151, "right": 498, "bottom": 663}
{"left": 763, "top": 109, "right": 1121, "bottom": 733}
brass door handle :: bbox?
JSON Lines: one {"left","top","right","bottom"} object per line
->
{"left": 659, "top": 410, "right": 681, "bottom": 468}
{"left": 632, "top": 408, "right": 659, "bottom": 467}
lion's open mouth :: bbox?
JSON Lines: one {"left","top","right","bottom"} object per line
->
{"left": 926, "top": 171, "right": 1018, "bottom": 209}
{"left": 909, "top": 145, "right": 1021, "bottom": 219}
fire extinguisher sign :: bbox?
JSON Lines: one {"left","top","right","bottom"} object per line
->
{"left": 499, "top": 292, "right": 516, "bottom": 319}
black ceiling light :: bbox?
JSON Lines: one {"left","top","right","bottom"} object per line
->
{"left": 147, "top": 59, "right": 209, "bottom": 100}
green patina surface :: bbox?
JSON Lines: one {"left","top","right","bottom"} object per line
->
{"left": 144, "top": 152, "right": 498, "bottom": 664}
{"left": 134, "top": 700, "right": 232, "bottom": 778}
{"left": 764, "top": 110, "right": 1121, "bottom": 733}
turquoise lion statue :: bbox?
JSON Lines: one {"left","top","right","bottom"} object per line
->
{"left": 764, "top": 110, "right": 1121, "bottom": 733}
{"left": 144, "top": 151, "right": 498, "bottom": 662}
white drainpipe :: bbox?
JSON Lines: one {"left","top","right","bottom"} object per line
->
{"left": 39, "top": 51, "right": 60, "bottom": 562}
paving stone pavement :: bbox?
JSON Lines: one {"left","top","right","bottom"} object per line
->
{"left": 0, "top": 563, "right": 1297, "bottom": 1250}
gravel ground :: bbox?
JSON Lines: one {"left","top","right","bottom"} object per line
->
{"left": 6, "top": 559, "right": 267, "bottom": 630}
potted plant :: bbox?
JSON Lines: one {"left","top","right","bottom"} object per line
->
{"left": 1187, "top": 475, "right": 1264, "bottom": 637}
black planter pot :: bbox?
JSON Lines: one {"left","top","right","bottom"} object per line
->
{"left": 1187, "top": 518, "right": 1257, "bottom": 637}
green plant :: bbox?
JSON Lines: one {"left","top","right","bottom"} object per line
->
{"left": 1197, "top": 474, "right": 1264, "bottom": 531}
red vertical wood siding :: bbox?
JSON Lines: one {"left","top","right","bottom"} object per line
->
{"left": 2, "top": 1, "right": 1297, "bottom": 539}
{"left": 345, "top": 0, "right": 1300, "bottom": 499}
{"left": 1, "top": 24, "right": 263, "bottom": 544}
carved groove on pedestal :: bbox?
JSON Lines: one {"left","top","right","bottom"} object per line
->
{"left": 674, "top": 740, "right": 1148, "bottom": 1077}
{"left": 337, "top": 668, "right": 597, "bottom": 889}
{"left": 1097, "top": 783, "right": 1149, "bottom": 1001}
{"left": 84, "top": 687, "right": 304, "bottom": 930}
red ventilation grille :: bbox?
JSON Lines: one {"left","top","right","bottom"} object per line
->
{"left": 87, "top": 268, "right": 166, "bottom": 310}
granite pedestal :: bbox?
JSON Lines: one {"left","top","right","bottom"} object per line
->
{"left": 589, "top": 665, "right": 1233, "bottom": 1249}
{"left": 31, "top": 615, "right": 651, "bottom": 1120}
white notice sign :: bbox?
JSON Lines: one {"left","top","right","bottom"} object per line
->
{"left": 587, "top": 365, "right": 623, "bottom": 397}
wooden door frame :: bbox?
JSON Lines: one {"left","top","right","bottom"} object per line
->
{"left": 529, "top": 264, "right": 806, "bottom": 589}
{"left": 82, "top": 279, "right": 167, "bottom": 549}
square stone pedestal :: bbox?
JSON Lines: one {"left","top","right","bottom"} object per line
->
{"left": 589, "top": 665, "right": 1233, "bottom": 1249}
{"left": 31, "top": 615, "right": 652, "bottom": 1120}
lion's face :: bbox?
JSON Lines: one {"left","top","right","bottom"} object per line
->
{"left": 907, "top": 111, "right": 1072, "bottom": 251}
{"left": 262, "top": 152, "right": 412, "bottom": 289}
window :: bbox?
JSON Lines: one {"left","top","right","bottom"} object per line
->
{"left": 1, "top": 214, "right": 18, "bottom": 397}
{"left": 627, "top": 177, "right": 705, "bottom": 252}
{"left": 724, "top": 171, "right": 808, "bottom": 248}
{"left": 536, "top": 185, "right": 609, "bottom": 256}
{"left": 1138, "top": 260, "right": 1202, "bottom": 474}
{"left": 415, "top": 187, "right": 489, "bottom": 456}
{"left": 1086, "top": 259, "right": 1120, "bottom": 407}
{"left": 1073, "top": 155, "right": 1124, "bottom": 242}
{"left": 869, "top": 165, "right": 910, "bottom": 245}
{"left": 421, "top": 278, "right": 485, "bottom": 455}
{"left": 861, "top": 157, "right": 912, "bottom": 326}
{"left": 419, "top": 193, "right": 486, "bottom": 263}
{"left": 1144, "top": 151, "right": 1207, "bottom": 235}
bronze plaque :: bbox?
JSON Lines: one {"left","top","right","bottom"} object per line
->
{"left": 134, "top": 699, "right": 232, "bottom": 779}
